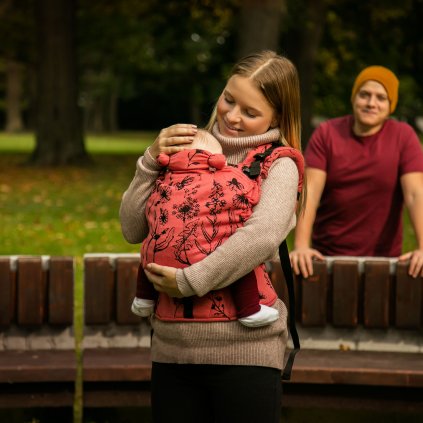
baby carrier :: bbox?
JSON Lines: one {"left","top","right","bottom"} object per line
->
{"left": 145, "top": 143, "right": 303, "bottom": 380}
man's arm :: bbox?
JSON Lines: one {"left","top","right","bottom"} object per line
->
{"left": 289, "top": 167, "right": 327, "bottom": 277}
{"left": 399, "top": 172, "right": 423, "bottom": 277}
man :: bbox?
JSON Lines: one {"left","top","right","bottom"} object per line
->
{"left": 290, "top": 66, "right": 423, "bottom": 278}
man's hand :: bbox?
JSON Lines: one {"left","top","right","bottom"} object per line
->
{"left": 289, "top": 247, "right": 324, "bottom": 278}
{"left": 398, "top": 249, "right": 423, "bottom": 278}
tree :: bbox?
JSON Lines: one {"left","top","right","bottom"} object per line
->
{"left": 313, "top": 0, "right": 419, "bottom": 122}
{"left": 5, "top": 59, "right": 24, "bottom": 132}
{"left": 236, "top": 0, "right": 286, "bottom": 59}
{"left": 31, "top": 0, "right": 88, "bottom": 165}
{"left": 283, "top": 0, "right": 328, "bottom": 146}
{"left": 77, "top": 0, "right": 238, "bottom": 130}
{"left": 0, "top": 0, "right": 33, "bottom": 132}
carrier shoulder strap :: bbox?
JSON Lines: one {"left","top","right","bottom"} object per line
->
{"left": 279, "top": 240, "right": 300, "bottom": 381}
{"left": 243, "top": 143, "right": 301, "bottom": 381}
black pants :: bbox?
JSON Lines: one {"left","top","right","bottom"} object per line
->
{"left": 151, "top": 362, "right": 282, "bottom": 423}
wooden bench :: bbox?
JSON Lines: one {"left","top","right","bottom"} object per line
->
{"left": 82, "top": 254, "right": 151, "bottom": 407}
{"left": 270, "top": 257, "right": 423, "bottom": 411}
{"left": 82, "top": 254, "right": 423, "bottom": 411}
{"left": 1, "top": 254, "right": 422, "bottom": 411}
{"left": 0, "top": 256, "right": 75, "bottom": 408}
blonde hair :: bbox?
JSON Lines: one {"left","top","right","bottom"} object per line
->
{"left": 206, "top": 50, "right": 305, "bottom": 212}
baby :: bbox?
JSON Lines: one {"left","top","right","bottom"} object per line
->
{"left": 132, "top": 129, "right": 279, "bottom": 327}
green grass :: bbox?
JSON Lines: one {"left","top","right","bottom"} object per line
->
{"left": 0, "top": 132, "right": 156, "bottom": 256}
{"left": 0, "top": 131, "right": 157, "bottom": 154}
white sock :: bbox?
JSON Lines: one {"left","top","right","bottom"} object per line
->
{"left": 131, "top": 297, "right": 155, "bottom": 317}
{"left": 238, "top": 305, "right": 279, "bottom": 328}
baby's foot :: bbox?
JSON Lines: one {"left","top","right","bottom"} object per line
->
{"left": 239, "top": 305, "right": 279, "bottom": 328}
{"left": 131, "top": 298, "right": 155, "bottom": 317}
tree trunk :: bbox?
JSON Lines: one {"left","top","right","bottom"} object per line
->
{"left": 32, "top": 0, "right": 89, "bottom": 165}
{"left": 109, "top": 87, "right": 118, "bottom": 132}
{"left": 236, "top": 0, "right": 286, "bottom": 59}
{"left": 5, "top": 59, "right": 24, "bottom": 132}
{"left": 296, "top": 0, "right": 327, "bottom": 147}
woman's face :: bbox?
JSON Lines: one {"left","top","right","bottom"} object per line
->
{"left": 216, "top": 75, "right": 276, "bottom": 137}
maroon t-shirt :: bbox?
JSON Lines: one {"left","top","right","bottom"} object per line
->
{"left": 305, "top": 115, "right": 423, "bottom": 257}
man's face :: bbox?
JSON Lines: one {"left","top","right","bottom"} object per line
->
{"left": 352, "top": 80, "right": 390, "bottom": 133}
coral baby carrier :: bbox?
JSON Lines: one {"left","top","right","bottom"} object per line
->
{"left": 142, "top": 142, "right": 303, "bottom": 380}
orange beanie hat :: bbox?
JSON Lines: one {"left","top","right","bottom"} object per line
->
{"left": 351, "top": 66, "right": 399, "bottom": 113}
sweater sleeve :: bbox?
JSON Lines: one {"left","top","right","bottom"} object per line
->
{"left": 176, "top": 157, "right": 299, "bottom": 297}
{"left": 119, "top": 148, "right": 161, "bottom": 244}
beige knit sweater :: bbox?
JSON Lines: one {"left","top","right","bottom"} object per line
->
{"left": 119, "top": 127, "right": 299, "bottom": 370}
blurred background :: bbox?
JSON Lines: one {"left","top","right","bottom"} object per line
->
{"left": 1, "top": 2, "right": 423, "bottom": 422}
{"left": 1, "top": 0, "right": 422, "bottom": 257}
{"left": 1, "top": 0, "right": 422, "bottom": 153}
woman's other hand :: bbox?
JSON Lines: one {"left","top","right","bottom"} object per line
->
{"left": 149, "top": 124, "right": 198, "bottom": 158}
{"left": 144, "top": 263, "right": 184, "bottom": 298}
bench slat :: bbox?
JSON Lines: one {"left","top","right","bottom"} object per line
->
{"left": 0, "top": 385, "right": 74, "bottom": 408}
{"left": 332, "top": 261, "right": 359, "bottom": 327}
{"left": 84, "top": 257, "right": 115, "bottom": 324}
{"left": 18, "top": 257, "right": 46, "bottom": 326}
{"left": 301, "top": 261, "right": 327, "bottom": 326}
{"left": 81, "top": 347, "right": 423, "bottom": 388}
{"left": 83, "top": 385, "right": 151, "bottom": 408}
{"left": 83, "top": 348, "right": 151, "bottom": 382}
{"left": 291, "top": 349, "right": 423, "bottom": 387}
{"left": 49, "top": 257, "right": 74, "bottom": 325}
{"left": 268, "top": 261, "right": 287, "bottom": 304}
{"left": 0, "top": 350, "right": 76, "bottom": 383}
{"left": 363, "top": 261, "right": 391, "bottom": 328}
{"left": 395, "top": 262, "right": 422, "bottom": 329}
{"left": 116, "top": 257, "right": 143, "bottom": 324}
{"left": 0, "top": 258, "right": 15, "bottom": 326}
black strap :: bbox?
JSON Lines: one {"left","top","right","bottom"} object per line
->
{"left": 279, "top": 240, "right": 300, "bottom": 381}
{"left": 182, "top": 297, "right": 194, "bottom": 318}
{"left": 243, "top": 143, "right": 300, "bottom": 379}
{"left": 242, "top": 143, "right": 279, "bottom": 179}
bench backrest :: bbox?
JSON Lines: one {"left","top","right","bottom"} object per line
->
{"left": 0, "top": 256, "right": 74, "bottom": 351}
{"left": 270, "top": 257, "right": 422, "bottom": 329}
{"left": 0, "top": 256, "right": 74, "bottom": 327}
{"left": 84, "top": 254, "right": 423, "bottom": 330}
{"left": 1, "top": 254, "right": 421, "bottom": 349}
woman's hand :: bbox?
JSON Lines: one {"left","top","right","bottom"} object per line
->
{"left": 144, "top": 263, "right": 184, "bottom": 298}
{"left": 289, "top": 247, "right": 324, "bottom": 278}
{"left": 398, "top": 249, "right": 423, "bottom": 278}
{"left": 149, "top": 124, "right": 198, "bottom": 158}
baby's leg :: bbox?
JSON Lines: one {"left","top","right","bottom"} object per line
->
{"left": 132, "top": 263, "right": 157, "bottom": 317}
{"left": 231, "top": 271, "right": 279, "bottom": 327}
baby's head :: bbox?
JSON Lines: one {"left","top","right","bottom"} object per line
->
{"left": 157, "top": 128, "right": 225, "bottom": 170}
{"left": 190, "top": 129, "right": 222, "bottom": 155}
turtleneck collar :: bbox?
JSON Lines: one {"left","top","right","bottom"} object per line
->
{"left": 211, "top": 123, "right": 281, "bottom": 164}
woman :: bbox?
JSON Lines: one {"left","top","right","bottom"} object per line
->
{"left": 120, "top": 50, "right": 304, "bottom": 423}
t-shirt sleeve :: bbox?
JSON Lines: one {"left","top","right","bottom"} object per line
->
{"left": 398, "top": 123, "right": 423, "bottom": 176}
{"left": 304, "top": 123, "right": 329, "bottom": 171}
